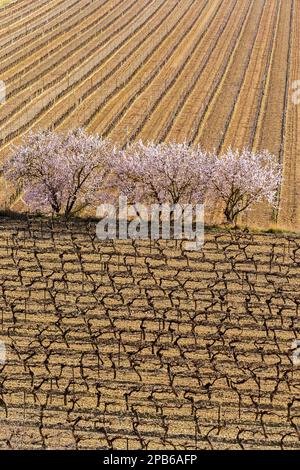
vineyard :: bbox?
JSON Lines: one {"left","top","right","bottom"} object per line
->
{"left": 0, "top": 217, "right": 300, "bottom": 449}
{"left": 0, "top": 0, "right": 299, "bottom": 230}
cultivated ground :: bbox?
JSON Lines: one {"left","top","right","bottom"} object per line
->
{"left": 0, "top": 218, "right": 300, "bottom": 449}
{"left": 0, "top": 0, "right": 299, "bottom": 230}
{"left": 1, "top": 0, "right": 300, "bottom": 451}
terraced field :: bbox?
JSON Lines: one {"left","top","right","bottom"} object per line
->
{"left": 0, "top": 0, "right": 299, "bottom": 231}
{"left": 0, "top": 217, "right": 300, "bottom": 449}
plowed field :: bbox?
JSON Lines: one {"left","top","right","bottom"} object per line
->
{"left": 0, "top": 1, "right": 299, "bottom": 230}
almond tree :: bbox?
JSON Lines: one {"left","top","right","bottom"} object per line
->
{"left": 210, "top": 148, "right": 282, "bottom": 224}
{"left": 2, "top": 128, "right": 114, "bottom": 216}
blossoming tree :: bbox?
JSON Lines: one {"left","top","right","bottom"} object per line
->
{"left": 209, "top": 148, "right": 282, "bottom": 224}
{"left": 2, "top": 128, "right": 114, "bottom": 216}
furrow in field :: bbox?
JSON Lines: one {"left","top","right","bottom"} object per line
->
{"left": 277, "top": 0, "right": 300, "bottom": 230}
{"left": 165, "top": 1, "right": 251, "bottom": 143}
{"left": 0, "top": 0, "right": 113, "bottom": 74}
{"left": 244, "top": 0, "right": 293, "bottom": 228}
{"left": 180, "top": 0, "right": 267, "bottom": 225}
{"left": 0, "top": 0, "right": 136, "bottom": 124}
{"left": 251, "top": 1, "right": 292, "bottom": 156}
{"left": 113, "top": 0, "right": 227, "bottom": 144}
{"left": 166, "top": 0, "right": 263, "bottom": 147}
{"left": 189, "top": 0, "right": 276, "bottom": 226}
{"left": 62, "top": 0, "right": 198, "bottom": 136}
{"left": 0, "top": 0, "right": 91, "bottom": 55}
{"left": 211, "top": 0, "right": 292, "bottom": 230}
{"left": 139, "top": 0, "right": 243, "bottom": 144}
{"left": 212, "top": 2, "right": 280, "bottom": 152}
{"left": 35, "top": 0, "right": 195, "bottom": 133}
{"left": 0, "top": 0, "right": 45, "bottom": 26}
{"left": 211, "top": 0, "right": 281, "bottom": 228}
{"left": 0, "top": 0, "right": 74, "bottom": 44}
{"left": 193, "top": 0, "right": 273, "bottom": 151}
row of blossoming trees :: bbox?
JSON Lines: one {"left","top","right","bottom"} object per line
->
{"left": 2, "top": 128, "right": 282, "bottom": 225}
